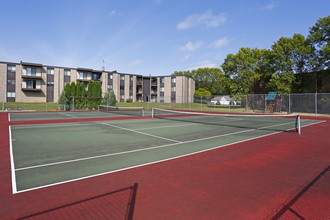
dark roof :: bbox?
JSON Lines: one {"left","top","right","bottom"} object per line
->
{"left": 20, "top": 61, "right": 42, "bottom": 67}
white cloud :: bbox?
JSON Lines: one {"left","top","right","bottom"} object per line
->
{"left": 212, "top": 37, "right": 229, "bottom": 48}
{"left": 128, "top": 59, "right": 142, "bottom": 66}
{"left": 262, "top": 1, "right": 276, "bottom": 10}
{"left": 182, "top": 54, "right": 191, "bottom": 61}
{"left": 188, "top": 60, "right": 217, "bottom": 71}
{"left": 180, "top": 41, "right": 203, "bottom": 52}
{"left": 177, "top": 10, "right": 227, "bottom": 30}
{"left": 108, "top": 10, "right": 116, "bottom": 17}
{"left": 153, "top": 0, "right": 163, "bottom": 5}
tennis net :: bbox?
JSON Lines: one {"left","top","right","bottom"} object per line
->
{"left": 98, "top": 105, "right": 145, "bottom": 117}
{"left": 152, "top": 108, "right": 301, "bottom": 134}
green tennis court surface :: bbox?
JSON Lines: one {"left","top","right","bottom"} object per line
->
{"left": 10, "top": 116, "right": 322, "bottom": 193}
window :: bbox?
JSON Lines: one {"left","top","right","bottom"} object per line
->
{"left": 130, "top": 76, "right": 133, "bottom": 81}
{"left": 171, "top": 77, "right": 176, "bottom": 83}
{"left": 47, "top": 82, "right": 54, "bottom": 86}
{"left": 93, "top": 73, "right": 101, "bottom": 81}
{"left": 7, "top": 80, "right": 15, "bottom": 85}
{"left": 171, "top": 87, "right": 176, "bottom": 92}
{"left": 120, "top": 75, "right": 125, "bottom": 80}
{"left": 7, "top": 65, "right": 16, "bottom": 72}
{"left": 107, "top": 85, "right": 113, "bottom": 90}
{"left": 79, "top": 72, "right": 88, "bottom": 79}
{"left": 160, "top": 87, "right": 164, "bottom": 92}
{"left": 120, "top": 85, "right": 124, "bottom": 90}
{"left": 121, "top": 95, "right": 125, "bottom": 99}
{"left": 26, "top": 80, "right": 37, "bottom": 89}
{"left": 26, "top": 67, "right": 36, "bottom": 76}
{"left": 47, "top": 68, "right": 54, "bottom": 75}
{"left": 7, "top": 92, "right": 15, "bottom": 98}
{"left": 109, "top": 74, "right": 113, "bottom": 79}
{"left": 160, "top": 77, "right": 164, "bottom": 84}
{"left": 64, "top": 70, "right": 71, "bottom": 76}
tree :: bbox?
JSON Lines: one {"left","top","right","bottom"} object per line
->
{"left": 221, "top": 47, "right": 273, "bottom": 94}
{"left": 102, "top": 91, "right": 111, "bottom": 105}
{"left": 75, "top": 81, "right": 82, "bottom": 109}
{"left": 173, "top": 68, "right": 229, "bottom": 95}
{"left": 308, "top": 15, "right": 330, "bottom": 70}
{"left": 64, "top": 83, "right": 71, "bottom": 103}
{"left": 269, "top": 34, "right": 313, "bottom": 93}
{"left": 109, "top": 90, "right": 117, "bottom": 106}
{"left": 80, "top": 82, "right": 86, "bottom": 98}
{"left": 194, "top": 88, "right": 211, "bottom": 96}
{"left": 58, "top": 90, "right": 69, "bottom": 110}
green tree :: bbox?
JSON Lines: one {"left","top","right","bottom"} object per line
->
{"left": 173, "top": 68, "right": 228, "bottom": 95}
{"left": 109, "top": 90, "right": 117, "bottom": 106}
{"left": 269, "top": 34, "right": 313, "bottom": 93}
{"left": 221, "top": 47, "right": 273, "bottom": 94}
{"left": 102, "top": 91, "right": 111, "bottom": 105}
{"left": 75, "top": 82, "right": 81, "bottom": 109}
{"left": 64, "top": 83, "right": 71, "bottom": 104}
{"left": 86, "top": 81, "right": 93, "bottom": 108}
{"left": 308, "top": 15, "right": 330, "bottom": 70}
{"left": 58, "top": 90, "right": 69, "bottom": 110}
{"left": 94, "top": 82, "right": 102, "bottom": 107}
{"left": 80, "top": 82, "right": 86, "bottom": 97}
{"left": 194, "top": 88, "right": 211, "bottom": 96}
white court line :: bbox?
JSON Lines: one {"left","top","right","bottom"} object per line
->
{"left": 13, "top": 120, "right": 325, "bottom": 194}
{"left": 134, "top": 123, "right": 198, "bottom": 131}
{"left": 12, "top": 123, "right": 92, "bottom": 129}
{"left": 8, "top": 113, "right": 11, "bottom": 122}
{"left": 100, "top": 122, "right": 182, "bottom": 143}
{"left": 58, "top": 112, "right": 78, "bottom": 118}
{"left": 9, "top": 126, "right": 17, "bottom": 194}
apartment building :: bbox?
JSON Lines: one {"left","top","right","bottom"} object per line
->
{"left": 0, "top": 61, "right": 195, "bottom": 103}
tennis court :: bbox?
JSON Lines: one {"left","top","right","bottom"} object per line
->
{"left": 10, "top": 110, "right": 322, "bottom": 193}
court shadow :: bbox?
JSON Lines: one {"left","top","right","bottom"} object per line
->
{"left": 271, "top": 166, "right": 329, "bottom": 219}
{"left": 18, "top": 183, "right": 138, "bottom": 220}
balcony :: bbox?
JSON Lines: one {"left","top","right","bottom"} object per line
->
{"left": 77, "top": 78, "right": 90, "bottom": 82}
{"left": 22, "top": 88, "right": 42, "bottom": 92}
{"left": 22, "top": 74, "right": 42, "bottom": 79}
{"left": 151, "top": 79, "right": 157, "bottom": 87}
{"left": 22, "top": 80, "right": 42, "bottom": 92}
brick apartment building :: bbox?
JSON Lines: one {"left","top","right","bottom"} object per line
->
{"left": 0, "top": 61, "right": 195, "bottom": 103}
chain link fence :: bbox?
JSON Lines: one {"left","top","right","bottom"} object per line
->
{"left": 1, "top": 93, "right": 329, "bottom": 115}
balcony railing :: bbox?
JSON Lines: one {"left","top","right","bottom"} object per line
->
{"left": 22, "top": 87, "right": 42, "bottom": 92}
{"left": 21, "top": 74, "right": 42, "bottom": 79}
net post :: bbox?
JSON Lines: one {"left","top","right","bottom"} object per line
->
{"left": 151, "top": 108, "right": 154, "bottom": 118}
{"left": 142, "top": 108, "right": 145, "bottom": 117}
{"left": 98, "top": 105, "right": 100, "bottom": 112}
{"left": 297, "top": 115, "right": 301, "bottom": 135}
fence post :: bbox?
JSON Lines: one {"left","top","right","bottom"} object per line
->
{"left": 265, "top": 94, "right": 267, "bottom": 113}
{"left": 246, "top": 95, "right": 248, "bottom": 112}
{"left": 315, "top": 93, "right": 317, "bottom": 116}
{"left": 201, "top": 96, "right": 203, "bottom": 111}
{"left": 289, "top": 94, "right": 291, "bottom": 114}
{"left": 1, "top": 90, "right": 4, "bottom": 111}
{"left": 73, "top": 97, "right": 75, "bottom": 111}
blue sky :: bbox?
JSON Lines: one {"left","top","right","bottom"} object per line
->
{"left": 0, "top": 0, "right": 329, "bottom": 76}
